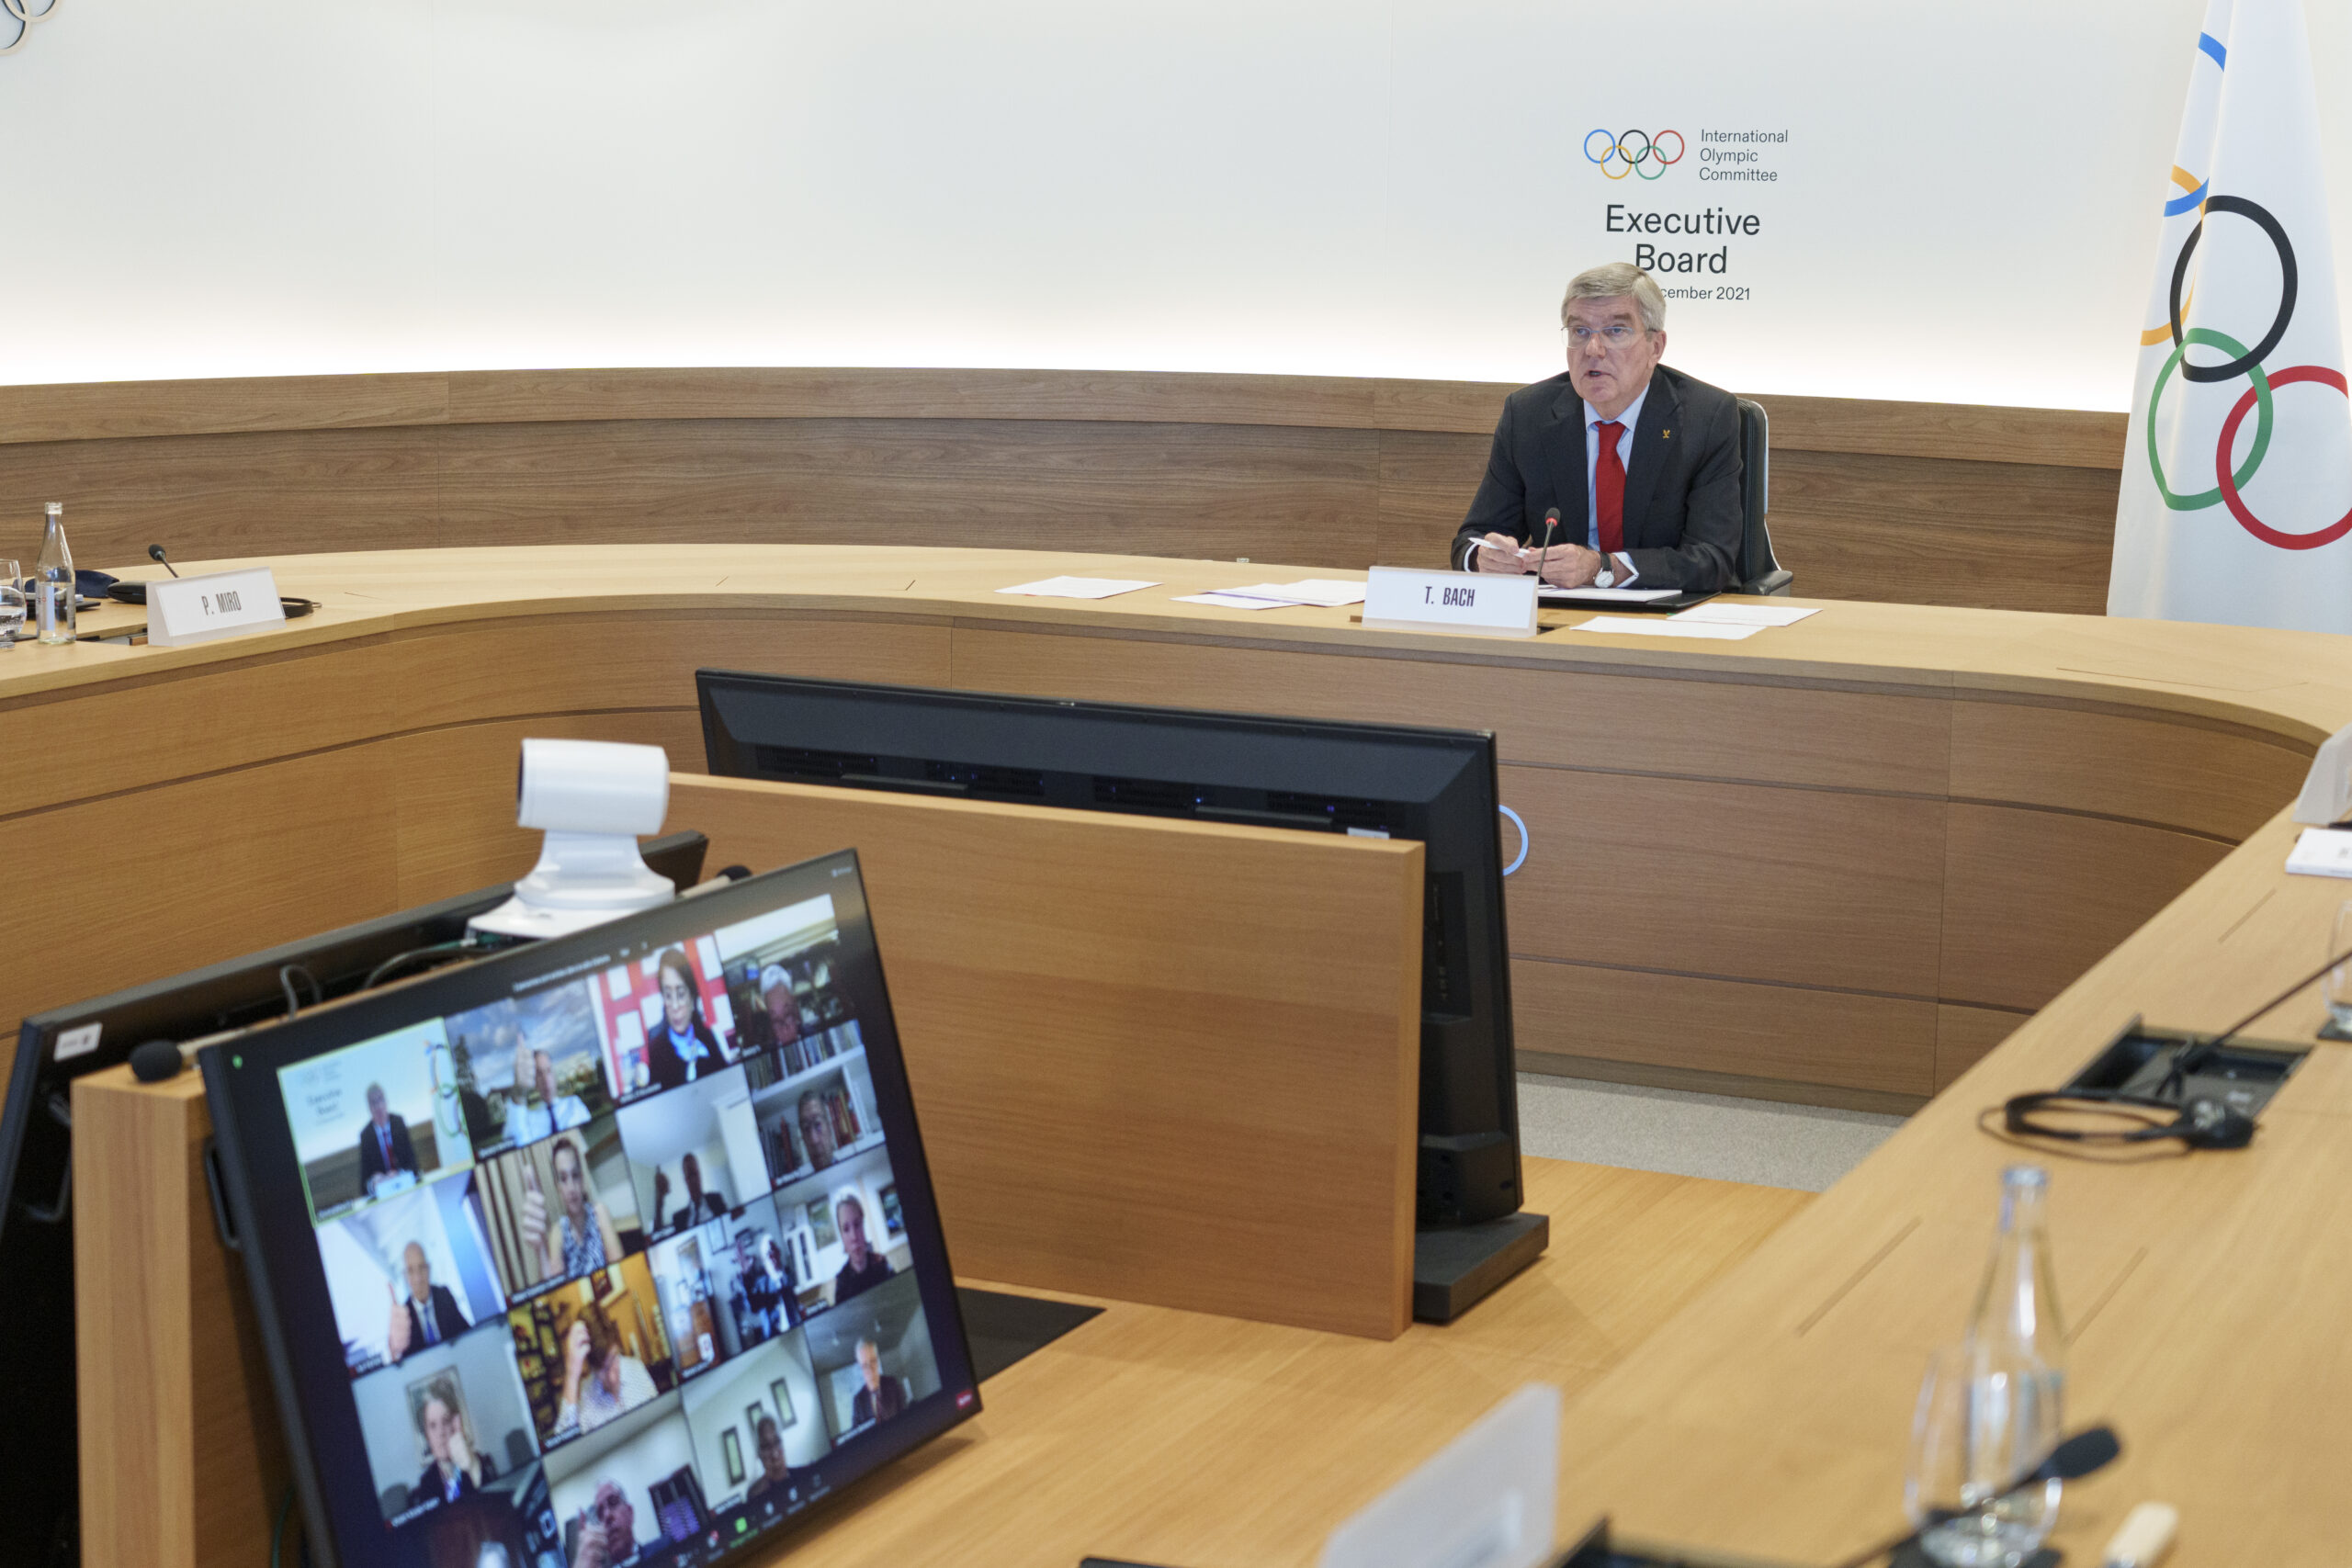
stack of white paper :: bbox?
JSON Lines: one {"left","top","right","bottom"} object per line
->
{"left": 1173, "top": 579, "right": 1368, "bottom": 610}
{"left": 996, "top": 576, "right": 1161, "bottom": 600}
{"left": 1564, "top": 615, "right": 1763, "bottom": 641}
{"left": 1670, "top": 601, "right": 1821, "bottom": 628}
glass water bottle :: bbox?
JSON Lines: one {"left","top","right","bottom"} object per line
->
{"left": 1937, "top": 1165, "right": 2068, "bottom": 1565}
{"left": 33, "top": 502, "right": 74, "bottom": 644}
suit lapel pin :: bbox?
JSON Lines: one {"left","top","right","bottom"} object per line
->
{"left": 1662, "top": 428, "right": 1671, "bottom": 439}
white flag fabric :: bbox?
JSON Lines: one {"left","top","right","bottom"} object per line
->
{"left": 2109, "top": 0, "right": 2352, "bottom": 632}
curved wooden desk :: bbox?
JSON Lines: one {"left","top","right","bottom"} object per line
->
{"left": 17, "top": 546, "right": 2352, "bottom": 1566}
{"left": 0, "top": 545, "right": 2331, "bottom": 1110}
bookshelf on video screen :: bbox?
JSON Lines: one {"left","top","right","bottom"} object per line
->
{"left": 228, "top": 855, "right": 973, "bottom": 1568}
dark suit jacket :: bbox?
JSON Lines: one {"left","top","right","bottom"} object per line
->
{"left": 1449, "top": 364, "right": 1744, "bottom": 592}
{"left": 356, "top": 1114, "right": 418, "bottom": 1187}
{"left": 852, "top": 1375, "right": 909, "bottom": 1426}
{"left": 403, "top": 1283, "right": 470, "bottom": 1348}
{"left": 642, "top": 1017, "right": 724, "bottom": 1091}
{"left": 413, "top": 1450, "right": 497, "bottom": 1506}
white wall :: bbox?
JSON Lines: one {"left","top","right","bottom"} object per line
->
{"left": 6, "top": 0, "right": 2351, "bottom": 408}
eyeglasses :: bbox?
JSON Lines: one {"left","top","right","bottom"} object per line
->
{"left": 1566, "top": 323, "right": 1647, "bottom": 347}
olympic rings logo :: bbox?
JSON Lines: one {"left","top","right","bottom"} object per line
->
{"left": 0, "top": 0, "right": 62, "bottom": 57}
{"left": 1583, "top": 129, "right": 1684, "bottom": 181}
{"left": 2146, "top": 191, "right": 2352, "bottom": 550}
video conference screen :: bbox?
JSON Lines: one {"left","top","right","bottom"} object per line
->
{"left": 204, "top": 852, "right": 978, "bottom": 1568}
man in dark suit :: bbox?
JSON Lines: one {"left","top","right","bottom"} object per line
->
{"left": 357, "top": 1083, "right": 419, "bottom": 1197}
{"left": 850, "top": 1337, "right": 908, "bottom": 1427}
{"left": 1451, "top": 263, "right": 1743, "bottom": 593}
{"left": 388, "top": 1242, "right": 470, "bottom": 1361}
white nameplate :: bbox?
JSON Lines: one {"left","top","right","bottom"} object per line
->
{"left": 1361, "top": 566, "right": 1538, "bottom": 638}
{"left": 146, "top": 568, "right": 287, "bottom": 649}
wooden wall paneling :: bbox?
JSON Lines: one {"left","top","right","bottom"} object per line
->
{"left": 0, "top": 749, "right": 403, "bottom": 1065}
{"left": 1374, "top": 428, "right": 1487, "bottom": 568}
{"left": 1933, "top": 1002, "right": 2028, "bottom": 1089}
{"left": 1939, "top": 803, "right": 2234, "bottom": 1011}
{"left": 0, "top": 640, "right": 400, "bottom": 818}
{"left": 946, "top": 626, "right": 1955, "bottom": 793}
{"left": 1746, "top": 395, "right": 2127, "bottom": 470}
{"left": 670, "top": 773, "right": 1424, "bottom": 1339}
{"left": 446, "top": 367, "right": 1385, "bottom": 430}
{"left": 0, "top": 373, "right": 449, "bottom": 446}
{"left": 1764, "top": 449, "right": 2121, "bottom": 614}
{"left": 0, "top": 424, "right": 451, "bottom": 569}
{"left": 74, "top": 1071, "right": 288, "bottom": 1568}
{"left": 434, "top": 418, "right": 1385, "bottom": 566}
{"left": 1948, "top": 696, "right": 2312, "bottom": 840}
{"left": 1499, "top": 766, "right": 1947, "bottom": 998}
{"left": 383, "top": 612, "right": 953, "bottom": 732}
{"left": 1510, "top": 958, "right": 1938, "bottom": 1097}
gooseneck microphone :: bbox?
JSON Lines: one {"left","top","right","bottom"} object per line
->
{"left": 1825, "top": 1424, "right": 2121, "bottom": 1568}
{"left": 1530, "top": 506, "right": 1561, "bottom": 584}
{"left": 149, "top": 544, "right": 181, "bottom": 578}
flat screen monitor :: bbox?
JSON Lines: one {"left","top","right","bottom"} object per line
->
{"left": 0, "top": 832, "right": 706, "bottom": 1568}
{"left": 203, "top": 849, "right": 978, "bottom": 1568}
{"left": 695, "top": 671, "right": 1522, "bottom": 1230}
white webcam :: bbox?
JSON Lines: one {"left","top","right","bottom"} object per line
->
{"left": 469, "top": 739, "right": 677, "bottom": 940}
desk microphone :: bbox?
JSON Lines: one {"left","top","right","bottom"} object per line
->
{"left": 149, "top": 544, "right": 181, "bottom": 578}
{"left": 1531, "top": 506, "right": 1561, "bottom": 584}
{"left": 1824, "top": 1425, "right": 2121, "bottom": 1568}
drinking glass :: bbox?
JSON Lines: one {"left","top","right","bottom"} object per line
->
{"left": 2326, "top": 902, "right": 2352, "bottom": 1033}
{"left": 0, "top": 560, "right": 23, "bottom": 647}
{"left": 1905, "top": 1344, "right": 2063, "bottom": 1567}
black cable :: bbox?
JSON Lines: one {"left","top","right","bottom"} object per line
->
{"left": 2160, "top": 942, "right": 2352, "bottom": 1096}
{"left": 1974, "top": 1104, "right": 2193, "bottom": 1164}
{"left": 361, "top": 940, "right": 481, "bottom": 992}
{"left": 277, "top": 964, "right": 322, "bottom": 1021}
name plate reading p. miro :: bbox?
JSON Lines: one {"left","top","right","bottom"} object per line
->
{"left": 1361, "top": 566, "right": 1539, "bottom": 638}
{"left": 146, "top": 568, "right": 288, "bottom": 649}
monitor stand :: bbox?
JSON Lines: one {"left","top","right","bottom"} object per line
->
{"left": 1413, "top": 1211, "right": 1549, "bottom": 1322}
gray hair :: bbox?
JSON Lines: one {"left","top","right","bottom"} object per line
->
{"left": 1561, "top": 265, "right": 1666, "bottom": 334}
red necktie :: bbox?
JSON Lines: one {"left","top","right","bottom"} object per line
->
{"left": 1595, "top": 421, "right": 1626, "bottom": 555}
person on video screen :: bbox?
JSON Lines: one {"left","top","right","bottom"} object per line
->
{"left": 521, "top": 1134, "right": 625, "bottom": 1283}
{"left": 387, "top": 1242, "right": 470, "bottom": 1361}
{"left": 567, "top": 1479, "right": 645, "bottom": 1568}
{"left": 414, "top": 1388, "right": 498, "bottom": 1505}
{"left": 831, "top": 1195, "right": 891, "bottom": 1305}
{"left": 850, "top": 1337, "right": 907, "bottom": 1427}
{"left": 553, "top": 1302, "right": 659, "bottom": 1438}
{"left": 759, "top": 965, "right": 802, "bottom": 1050}
{"left": 644, "top": 948, "right": 728, "bottom": 1089}
{"left": 797, "top": 1092, "right": 837, "bottom": 1173}
{"left": 735, "top": 1232, "right": 801, "bottom": 1338}
{"left": 741, "top": 1415, "right": 813, "bottom": 1501}
{"left": 504, "top": 1049, "right": 592, "bottom": 1147}
{"left": 653, "top": 1152, "right": 729, "bottom": 1232}
{"left": 357, "top": 1083, "right": 419, "bottom": 1197}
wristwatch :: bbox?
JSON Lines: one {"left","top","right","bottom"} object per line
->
{"left": 1592, "top": 556, "right": 1618, "bottom": 589}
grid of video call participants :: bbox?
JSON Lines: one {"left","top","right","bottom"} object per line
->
{"left": 277, "top": 892, "right": 944, "bottom": 1568}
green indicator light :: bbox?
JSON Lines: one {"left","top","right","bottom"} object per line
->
{"left": 735, "top": 1519, "right": 749, "bottom": 1535}
{"left": 232, "top": 1055, "right": 243, "bottom": 1069}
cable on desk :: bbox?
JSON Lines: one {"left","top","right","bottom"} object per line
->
{"left": 361, "top": 939, "right": 484, "bottom": 993}
{"left": 277, "top": 964, "right": 322, "bottom": 1020}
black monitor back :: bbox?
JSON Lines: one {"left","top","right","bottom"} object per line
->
{"left": 695, "top": 671, "right": 1521, "bottom": 1227}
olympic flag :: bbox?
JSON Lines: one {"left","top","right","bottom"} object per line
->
{"left": 2109, "top": 0, "right": 2352, "bottom": 634}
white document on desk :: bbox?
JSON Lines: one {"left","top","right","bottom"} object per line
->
{"left": 996, "top": 576, "right": 1160, "bottom": 599}
{"left": 1565, "top": 615, "right": 1762, "bottom": 640}
{"left": 1538, "top": 585, "right": 1681, "bottom": 604}
{"left": 1173, "top": 592, "right": 1296, "bottom": 609}
{"left": 2287, "top": 827, "right": 2352, "bottom": 878}
{"left": 1672, "top": 601, "right": 1821, "bottom": 627}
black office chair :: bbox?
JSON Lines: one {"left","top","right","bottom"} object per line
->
{"left": 1734, "top": 399, "right": 1793, "bottom": 596}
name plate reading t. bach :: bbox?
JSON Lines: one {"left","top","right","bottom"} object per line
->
{"left": 1362, "top": 566, "right": 1539, "bottom": 638}
{"left": 145, "top": 567, "right": 288, "bottom": 649}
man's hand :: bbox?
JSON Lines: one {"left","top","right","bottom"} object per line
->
{"left": 1529, "top": 543, "right": 1606, "bottom": 589}
{"left": 573, "top": 1520, "right": 610, "bottom": 1568}
{"left": 563, "top": 1319, "right": 594, "bottom": 1399}
{"left": 1470, "top": 533, "right": 1524, "bottom": 573}
{"left": 385, "top": 1280, "right": 412, "bottom": 1363}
